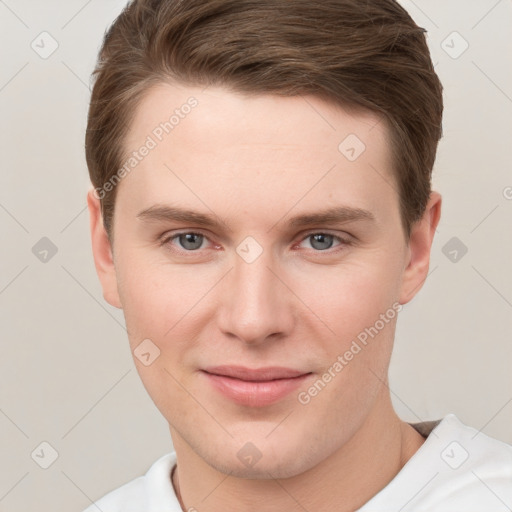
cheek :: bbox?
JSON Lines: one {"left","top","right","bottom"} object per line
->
{"left": 116, "top": 256, "right": 212, "bottom": 365}
{"left": 117, "top": 254, "right": 184, "bottom": 322}
{"left": 117, "top": 271, "right": 164, "bottom": 342}
{"left": 115, "top": 260, "right": 201, "bottom": 414}
{"left": 293, "top": 254, "right": 402, "bottom": 337}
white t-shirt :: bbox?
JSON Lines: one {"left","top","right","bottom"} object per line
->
{"left": 83, "top": 414, "right": 512, "bottom": 512}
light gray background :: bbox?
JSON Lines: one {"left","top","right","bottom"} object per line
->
{"left": 1, "top": 1, "right": 511, "bottom": 511}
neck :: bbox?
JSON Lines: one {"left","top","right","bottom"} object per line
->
{"left": 170, "top": 388, "right": 425, "bottom": 512}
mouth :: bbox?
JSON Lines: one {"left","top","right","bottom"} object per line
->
{"left": 201, "top": 366, "right": 313, "bottom": 407}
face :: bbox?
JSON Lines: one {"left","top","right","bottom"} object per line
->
{"left": 89, "top": 81, "right": 439, "bottom": 479}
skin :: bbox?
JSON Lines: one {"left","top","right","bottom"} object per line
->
{"left": 87, "top": 81, "right": 441, "bottom": 512}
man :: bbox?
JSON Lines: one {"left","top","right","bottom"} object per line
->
{"left": 83, "top": 0, "right": 512, "bottom": 510}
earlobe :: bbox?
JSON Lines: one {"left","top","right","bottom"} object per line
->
{"left": 86, "top": 187, "right": 122, "bottom": 309}
{"left": 399, "top": 191, "right": 442, "bottom": 305}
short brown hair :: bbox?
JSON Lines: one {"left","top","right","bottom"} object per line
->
{"left": 85, "top": 0, "right": 443, "bottom": 242}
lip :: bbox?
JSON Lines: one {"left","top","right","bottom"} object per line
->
{"left": 201, "top": 365, "right": 313, "bottom": 407}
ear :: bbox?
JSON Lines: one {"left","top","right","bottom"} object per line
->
{"left": 399, "top": 191, "right": 442, "bottom": 305}
{"left": 86, "top": 187, "right": 122, "bottom": 309}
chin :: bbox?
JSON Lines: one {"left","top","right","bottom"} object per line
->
{"left": 209, "top": 454, "right": 310, "bottom": 480}
{"left": 199, "top": 434, "right": 325, "bottom": 480}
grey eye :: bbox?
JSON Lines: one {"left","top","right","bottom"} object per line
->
{"left": 308, "top": 233, "right": 335, "bottom": 251}
{"left": 177, "top": 233, "right": 204, "bottom": 250}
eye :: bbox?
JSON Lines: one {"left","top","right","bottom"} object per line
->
{"left": 161, "top": 232, "right": 209, "bottom": 252}
{"left": 297, "top": 232, "right": 350, "bottom": 252}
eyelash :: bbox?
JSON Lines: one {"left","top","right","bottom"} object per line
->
{"left": 158, "top": 230, "right": 353, "bottom": 256}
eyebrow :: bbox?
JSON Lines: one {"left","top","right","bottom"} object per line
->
{"left": 136, "top": 204, "right": 375, "bottom": 231}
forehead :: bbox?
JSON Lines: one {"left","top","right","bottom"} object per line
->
{"left": 125, "top": 81, "right": 390, "bottom": 155}
{"left": 118, "top": 82, "right": 397, "bottom": 229}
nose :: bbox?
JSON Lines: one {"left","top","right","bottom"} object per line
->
{"left": 216, "top": 245, "right": 295, "bottom": 346}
